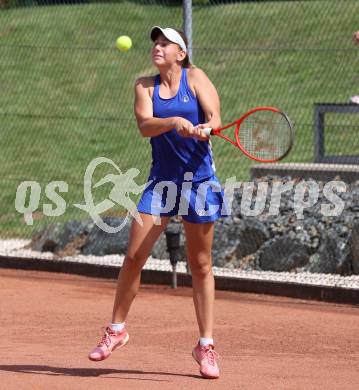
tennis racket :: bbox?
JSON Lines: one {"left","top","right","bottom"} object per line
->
{"left": 203, "top": 106, "right": 294, "bottom": 163}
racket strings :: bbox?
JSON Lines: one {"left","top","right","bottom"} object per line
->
{"left": 238, "top": 111, "right": 292, "bottom": 160}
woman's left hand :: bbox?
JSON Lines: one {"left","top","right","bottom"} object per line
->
{"left": 192, "top": 124, "right": 211, "bottom": 141}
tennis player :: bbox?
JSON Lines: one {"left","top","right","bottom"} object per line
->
{"left": 88, "top": 26, "right": 226, "bottom": 379}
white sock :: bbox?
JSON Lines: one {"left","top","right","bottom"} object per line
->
{"left": 199, "top": 337, "right": 214, "bottom": 346}
{"left": 110, "top": 322, "right": 125, "bottom": 332}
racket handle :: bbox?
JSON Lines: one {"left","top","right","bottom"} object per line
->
{"left": 202, "top": 127, "right": 212, "bottom": 136}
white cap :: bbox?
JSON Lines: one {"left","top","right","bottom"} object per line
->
{"left": 150, "top": 26, "right": 187, "bottom": 52}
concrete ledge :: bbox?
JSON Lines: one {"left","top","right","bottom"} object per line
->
{"left": 251, "top": 163, "right": 359, "bottom": 182}
{"left": 1, "top": 255, "right": 358, "bottom": 306}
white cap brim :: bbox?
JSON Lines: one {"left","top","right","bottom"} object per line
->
{"left": 150, "top": 26, "right": 187, "bottom": 52}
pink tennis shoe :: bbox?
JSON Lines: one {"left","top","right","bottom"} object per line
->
{"left": 88, "top": 326, "right": 129, "bottom": 361}
{"left": 192, "top": 343, "right": 220, "bottom": 379}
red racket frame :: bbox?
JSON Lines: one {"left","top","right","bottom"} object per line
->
{"left": 209, "top": 106, "right": 294, "bottom": 163}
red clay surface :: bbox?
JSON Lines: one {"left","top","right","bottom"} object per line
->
{"left": 0, "top": 268, "right": 358, "bottom": 390}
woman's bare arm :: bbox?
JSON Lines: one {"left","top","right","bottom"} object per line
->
{"left": 188, "top": 68, "right": 222, "bottom": 131}
{"left": 134, "top": 77, "right": 194, "bottom": 138}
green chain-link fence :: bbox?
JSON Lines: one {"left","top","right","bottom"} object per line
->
{"left": 1, "top": 0, "right": 358, "bottom": 238}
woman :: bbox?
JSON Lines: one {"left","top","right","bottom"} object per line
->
{"left": 88, "top": 26, "right": 226, "bottom": 379}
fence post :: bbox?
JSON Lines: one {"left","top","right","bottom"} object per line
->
{"left": 183, "top": 0, "right": 193, "bottom": 62}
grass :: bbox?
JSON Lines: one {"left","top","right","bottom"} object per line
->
{"left": 0, "top": 0, "right": 358, "bottom": 237}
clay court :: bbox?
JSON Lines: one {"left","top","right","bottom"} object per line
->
{"left": 0, "top": 268, "right": 358, "bottom": 390}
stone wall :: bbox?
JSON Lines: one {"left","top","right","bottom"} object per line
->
{"left": 29, "top": 176, "right": 359, "bottom": 275}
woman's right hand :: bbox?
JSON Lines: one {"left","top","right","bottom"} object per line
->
{"left": 174, "top": 117, "right": 195, "bottom": 138}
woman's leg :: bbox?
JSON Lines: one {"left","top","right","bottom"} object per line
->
{"left": 112, "top": 213, "right": 169, "bottom": 323}
{"left": 182, "top": 220, "right": 215, "bottom": 339}
{"left": 89, "top": 213, "right": 169, "bottom": 361}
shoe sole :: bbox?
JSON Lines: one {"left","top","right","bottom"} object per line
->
{"left": 89, "top": 333, "right": 130, "bottom": 362}
{"left": 192, "top": 350, "right": 219, "bottom": 379}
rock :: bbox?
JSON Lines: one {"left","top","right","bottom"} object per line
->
{"left": 350, "top": 223, "right": 359, "bottom": 274}
{"left": 81, "top": 217, "right": 130, "bottom": 256}
{"left": 258, "top": 237, "right": 310, "bottom": 272}
{"left": 235, "top": 219, "right": 269, "bottom": 259}
{"left": 56, "top": 219, "right": 94, "bottom": 252}
{"left": 212, "top": 218, "right": 241, "bottom": 267}
{"left": 29, "top": 222, "right": 64, "bottom": 252}
{"left": 303, "top": 233, "right": 340, "bottom": 274}
{"left": 336, "top": 241, "right": 353, "bottom": 276}
{"left": 28, "top": 219, "right": 93, "bottom": 254}
{"left": 224, "top": 254, "right": 258, "bottom": 271}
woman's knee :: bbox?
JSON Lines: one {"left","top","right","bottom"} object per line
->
{"left": 189, "top": 254, "right": 213, "bottom": 278}
{"left": 124, "top": 253, "right": 147, "bottom": 270}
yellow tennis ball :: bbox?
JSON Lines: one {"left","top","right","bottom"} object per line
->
{"left": 116, "top": 35, "right": 132, "bottom": 52}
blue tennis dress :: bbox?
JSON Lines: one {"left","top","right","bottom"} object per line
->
{"left": 137, "top": 68, "right": 228, "bottom": 223}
